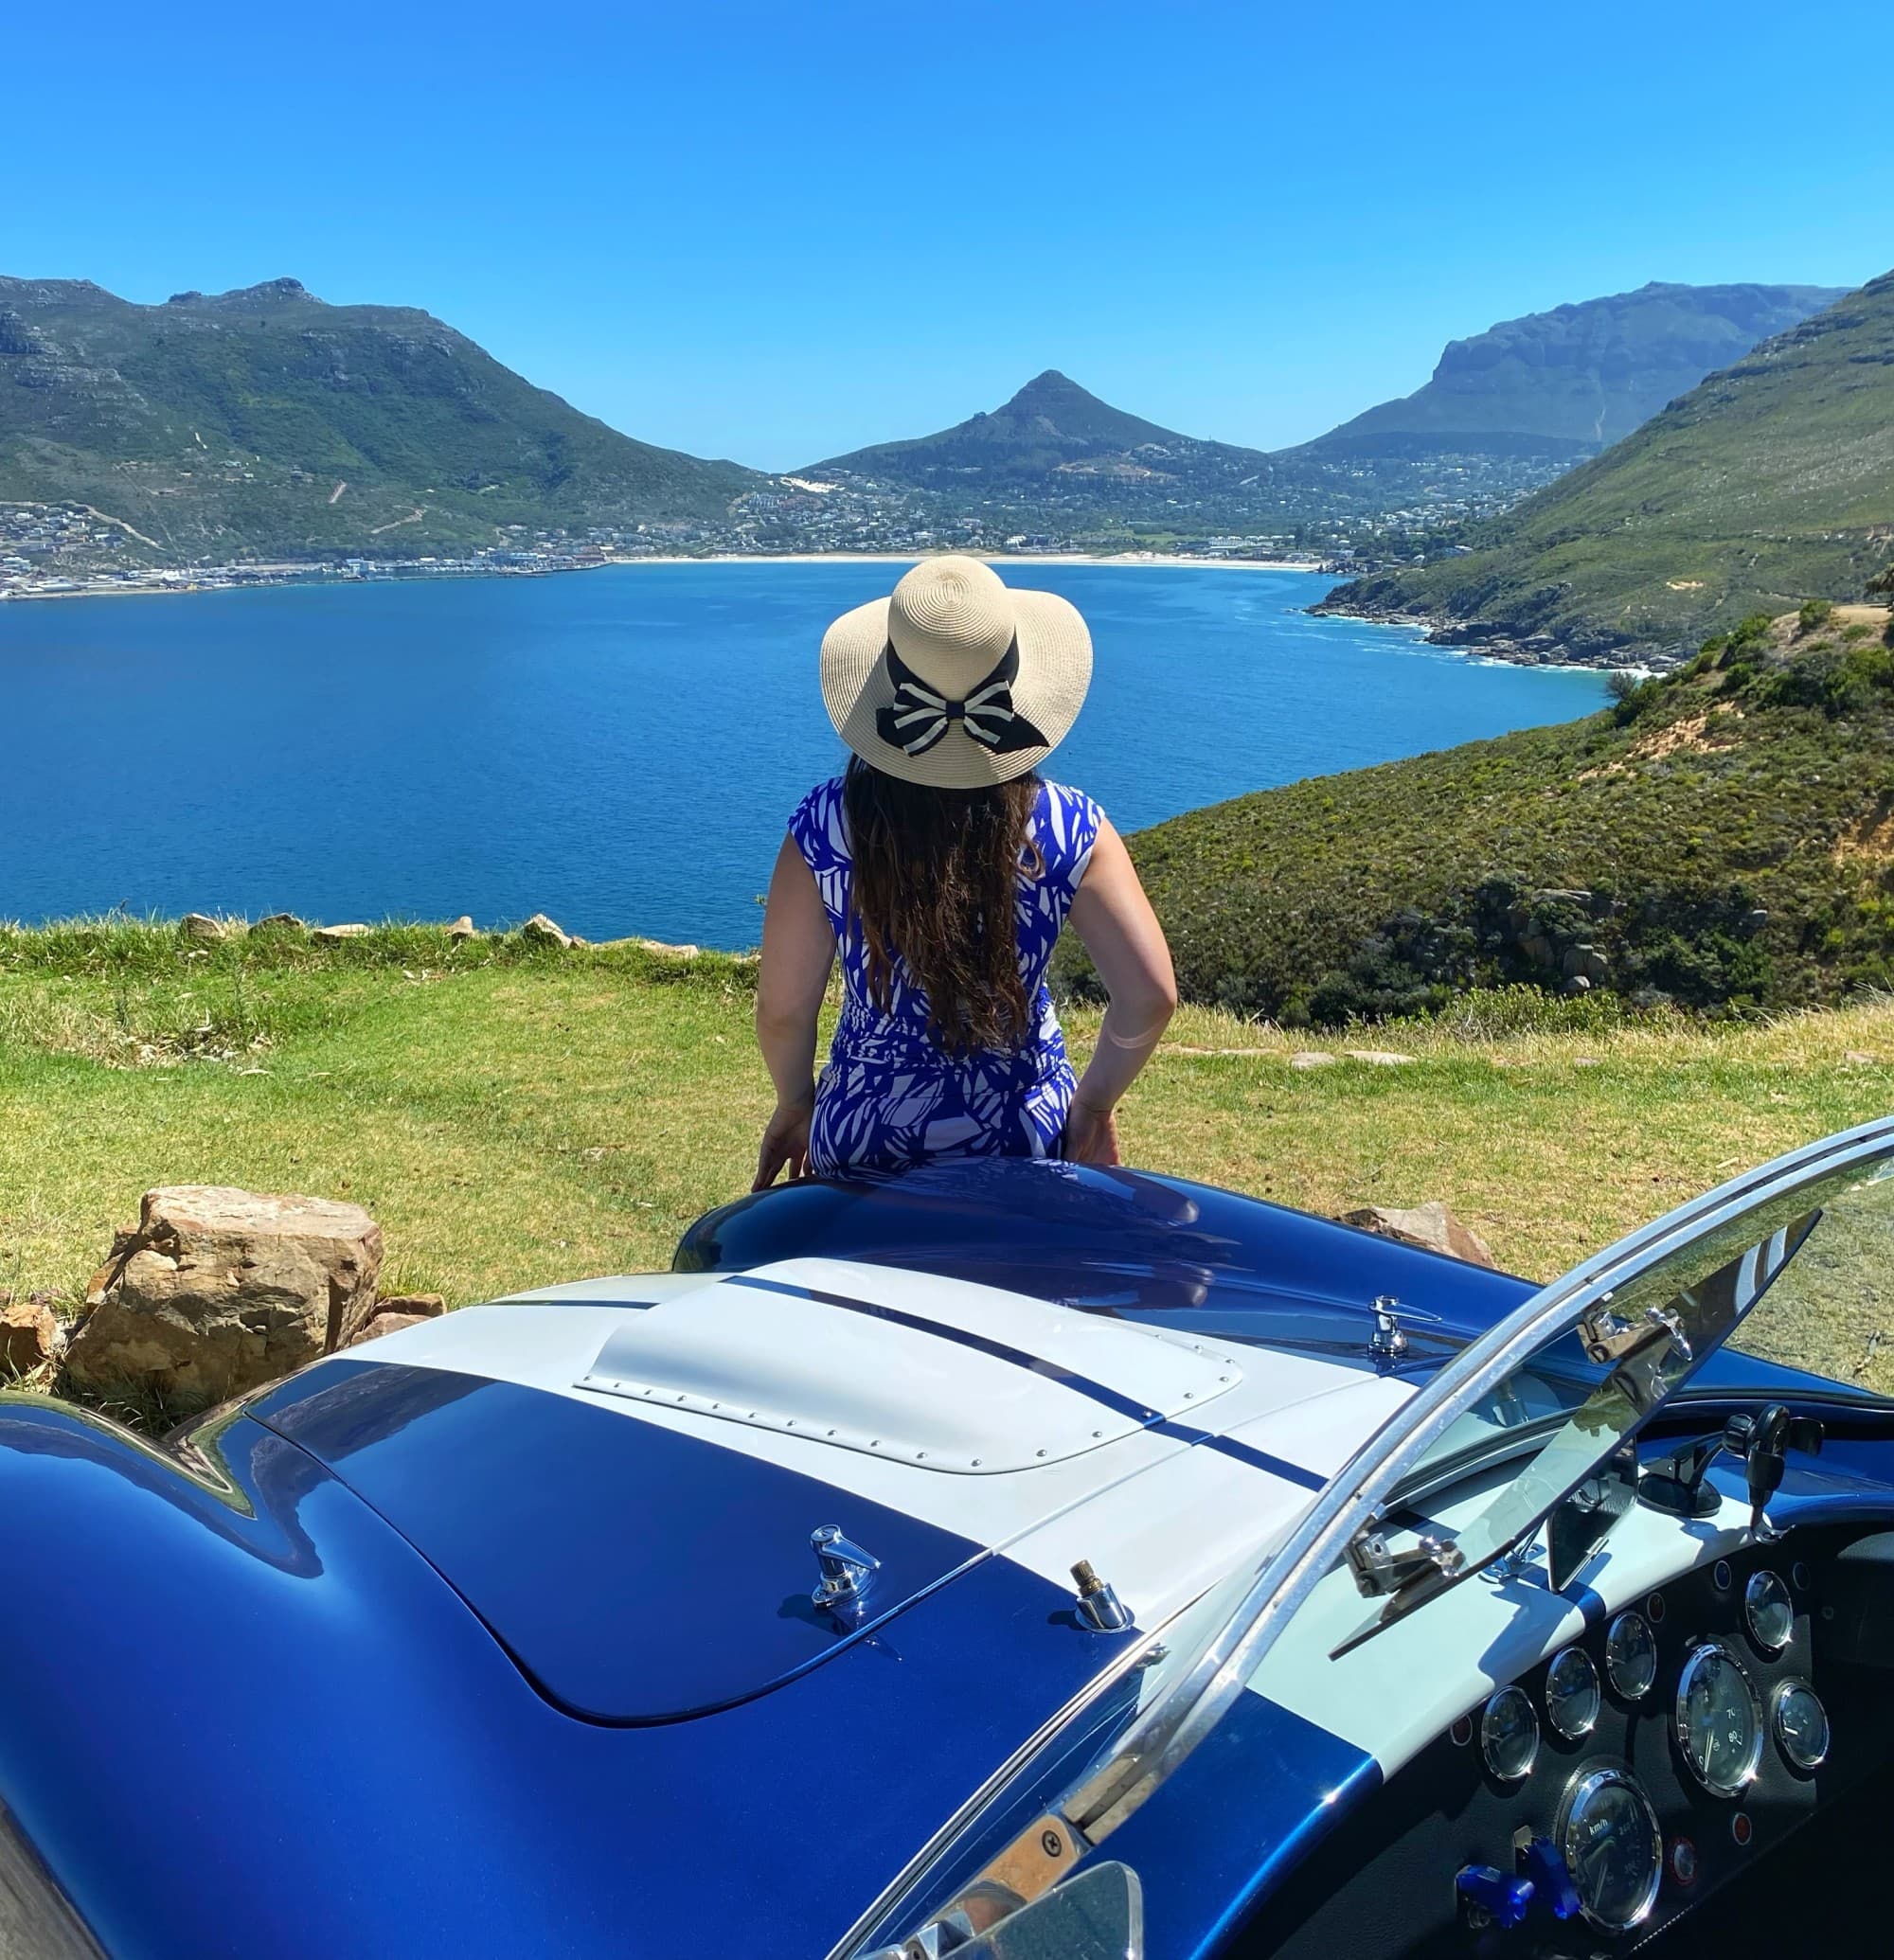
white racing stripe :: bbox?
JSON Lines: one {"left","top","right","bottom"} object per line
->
{"left": 331, "top": 1260, "right": 1411, "bottom": 1623}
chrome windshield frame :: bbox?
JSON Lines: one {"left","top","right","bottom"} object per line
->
{"left": 839, "top": 1114, "right": 1894, "bottom": 1955}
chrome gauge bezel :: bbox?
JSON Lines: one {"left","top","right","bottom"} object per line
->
{"left": 1743, "top": 1569, "right": 1795, "bottom": 1653}
{"left": 1771, "top": 1677, "right": 1831, "bottom": 1771}
{"left": 1556, "top": 1764, "right": 1664, "bottom": 1934}
{"left": 1546, "top": 1645, "right": 1601, "bottom": 1740}
{"left": 1604, "top": 1610, "right": 1658, "bottom": 1701}
{"left": 1674, "top": 1641, "right": 1765, "bottom": 1796}
{"left": 1480, "top": 1684, "right": 1540, "bottom": 1781}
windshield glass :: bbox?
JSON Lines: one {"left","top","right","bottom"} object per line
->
{"left": 1722, "top": 1155, "right": 1894, "bottom": 1399}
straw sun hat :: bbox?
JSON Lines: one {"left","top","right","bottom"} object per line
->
{"left": 820, "top": 556, "right": 1093, "bottom": 790}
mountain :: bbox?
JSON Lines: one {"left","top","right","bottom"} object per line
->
{"left": 0, "top": 276, "right": 761, "bottom": 561}
{"left": 1056, "top": 601, "right": 1894, "bottom": 1024}
{"left": 804, "top": 369, "right": 1280, "bottom": 510}
{"left": 1300, "top": 282, "right": 1847, "bottom": 463}
{"left": 1319, "top": 272, "right": 1894, "bottom": 662}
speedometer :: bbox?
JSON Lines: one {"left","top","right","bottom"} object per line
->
{"left": 1558, "top": 1766, "right": 1663, "bottom": 1933}
{"left": 1675, "top": 1642, "right": 1763, "bottom": 1795}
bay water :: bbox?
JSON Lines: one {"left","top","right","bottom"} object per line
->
{"left": 0, "top": 564, "right": 1608, "bottom": 947}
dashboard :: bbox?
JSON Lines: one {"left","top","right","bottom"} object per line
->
{"left": 1238, "top": 1523, "right": 1894, "bottom": 1957}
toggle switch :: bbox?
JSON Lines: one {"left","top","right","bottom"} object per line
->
{"left": 1519, "top": 1836, "right": 1581, "bottom": 1919}
{"left": 1456, "top": 1864, "right": 1534, "bottom": 1930}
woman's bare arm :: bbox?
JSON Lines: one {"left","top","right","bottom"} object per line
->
{"left": 1063, "top": 818, "right": 1177, "bottom": 1164}
{"left": 752, "top": 836, "right": 836, "bottom": 1187}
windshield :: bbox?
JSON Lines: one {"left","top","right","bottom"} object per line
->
{"left": 1723, "top": 1154, "right": 1894, "bottom": 1398}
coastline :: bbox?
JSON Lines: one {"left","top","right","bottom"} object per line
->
{"left": 1, "top": 550, "right": 1331, "bottom": 605}
{"left": 1309, "top": 593, "right": 1652, "bottom": 674}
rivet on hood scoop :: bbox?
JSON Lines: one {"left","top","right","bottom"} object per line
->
{"left": 577, "top": 1256, "right": 1243, "bottom": 1473}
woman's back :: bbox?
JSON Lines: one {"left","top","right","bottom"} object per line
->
{"left": 787, "top": 770, "right": 1099, "bottom": 1172}
{"left": 789, "top": 771, "right": 1100, "bottom": 1053}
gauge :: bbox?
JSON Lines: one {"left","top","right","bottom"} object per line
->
{"left": 1772, "top": 1679, "right": 1830, "bottom": 1770}
{"left": 1546, "top": 1646, "right": 1601, "bottom": 1739}
{"left": 1481, "top": 1684, "right": 1540, "bottom": 1781}
{"left": 1744, "top": 1570, "right": 1794, "bottom": 1652}
{"left": 1675, "top": 1642, "right": 1764, "bottom": 1795}
{"left": 1605, "top": 1611, "right": 1658, "bottom": 1701}
{"left": 1558, "top": 1766, "right": 1664, "bottom": 1933}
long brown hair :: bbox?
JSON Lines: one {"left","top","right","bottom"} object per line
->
{"left": 843, "top": 756, "right": 1043, "bottom": 1055}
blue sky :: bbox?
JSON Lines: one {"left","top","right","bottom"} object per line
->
{"left": 8, "top": 1, "right": 1890, "bottom": 470}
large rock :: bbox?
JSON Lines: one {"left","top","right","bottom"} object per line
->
{"left": 1339, "top": 1200, "right": 1498, "bottom": 1270}
{"left": 65, "top": 1186, "right": 384, "bottom": 1403}
{"left": 1, "top": 1297, "right": 63, "bottom": 1375}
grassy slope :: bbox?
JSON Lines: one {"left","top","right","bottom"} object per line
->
{"left": 0, "top": 277, "right": 759, "bottom": 560}
{"left": 1082, "top": 606, "right": 1894, "bottom": 1022}
{"left": 3, "top": 927, "right": 1893, "bottom": 1345}
{"left": 1322, "top": 272, "right": 1894, "bottom": 659}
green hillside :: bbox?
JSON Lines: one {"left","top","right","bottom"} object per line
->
{"left": 0, "top": 276, "right": 761, "bottom": 561}
{"left": 1068, "top": 602, "right": 1894, "bottom": 1023}
{"left": 1303, "top": 282, "right": 1843, "bottom": 461}
{"left": 1319, "top": 272, "right": 1894, "bottom": 661}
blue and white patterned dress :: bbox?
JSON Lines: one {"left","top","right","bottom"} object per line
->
{"left": 788, "top": 775, "right": 1104, "bottom": 1177}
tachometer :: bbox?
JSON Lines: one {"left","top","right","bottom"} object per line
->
{"left": 1772, "top": 1679, "right": 1830, "bottom": 1770}
{"left": 1675, "top": 1641, "right": 1763, "bottom": 1795}
{"left": 1605, "top": 1611, "right": 1658, "bottom": 1701}
{"left": 1744, "top": 1569, "right": 1794, "bottom": 1653}
{"left": 1480, "top": 1684, "right": 1539, "bottom": 1781}
{"left": 1546, "top": 1646, "right": 1601, "bottom": 1740}
{"left": 1558, "top": 1765, "right": 1663, "bottom": 1933}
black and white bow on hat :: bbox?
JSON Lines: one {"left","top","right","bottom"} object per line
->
{"left": 873, "top": 640, "right": 1050, "bottom": 758}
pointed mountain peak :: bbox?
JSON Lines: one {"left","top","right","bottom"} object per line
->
{"left": 1001, "top": 369, "right": 1093, "bottom": 412}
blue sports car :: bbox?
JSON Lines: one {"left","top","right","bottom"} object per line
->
{"left": 5, "top": 1121, "right": 1894, "bottom": 1958}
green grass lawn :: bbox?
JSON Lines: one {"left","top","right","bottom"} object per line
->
{"left": 5, "top": 925, "right": 1894, "bottom": 1329}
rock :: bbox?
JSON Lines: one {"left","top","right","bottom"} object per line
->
{"left": 1289, "top": 1051, "right": 1337, "bottom": 1069}
{"left": 1339, "top": 1200, "right": 1498, "bottom": 1270}
{"left": 312, "top": 922, "right": 371, "bottom": 941}
{"left": 345, "top": 1311, "right": 434, "bottom": 1346}
{"left": 256, "top": 911, "right": 308, "bottom": 932}
{"left": 1, "top": 1299, "right": 62, "bottom": 1374}
{"left": 65, "top": 1185, "right": 384, "bottom": 1404}
{"left": 1344, "top": 1049, "right": 1415, "bottom": 1066}
{"left": 1562, "top": 944, "right": 1611, "bottom": 985}
{"left": 371, "top": 1292, "right": 445, "bottom": 1319}
{"left": 519, "top": 913, "right": 573, "bottom": 949}
{"left": 446, "top": 915, "right": 477, "bottom": 940}
{"left": 1519, "top": 934, "right": 1556, "bottom": 969}
{"left": 179, "top": 912, "right": 225, "bottom": 942}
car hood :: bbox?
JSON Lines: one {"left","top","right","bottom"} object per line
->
{"left": 245, "top": 1256, "right": 1419, "bottom": 1723}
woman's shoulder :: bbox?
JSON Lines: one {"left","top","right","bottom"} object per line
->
{"left": 1034, "top": 778, "right": 1105, "bottom": 876}
{"left": 788, "top": 774, "right": 849, "bottom": 861}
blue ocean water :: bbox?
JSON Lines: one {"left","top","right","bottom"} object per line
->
{"left": 0, "top": 564, "right": 1608, "bottom": 947}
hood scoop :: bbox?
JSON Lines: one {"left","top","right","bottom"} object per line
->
{"left": 577, "top": 1256, "right": 1243, "bottom": 1473}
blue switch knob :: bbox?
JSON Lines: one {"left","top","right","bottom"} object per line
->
{"left": 1520, "top": 1837, "right": 1581, "bottom": 1920}
{"left": 1456, "top": 1864, "right": 1534, "bottom": 1930}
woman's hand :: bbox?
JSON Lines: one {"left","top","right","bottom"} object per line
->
{"left": 1063, "top": 1096, "right": 1121, "bottom": 1167}
{"left": 754, "top": 1094, "right": 814, "bottom": 1190}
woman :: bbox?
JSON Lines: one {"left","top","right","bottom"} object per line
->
{"left": 753, "top": 555, "right": 1176, "bottom": 1188}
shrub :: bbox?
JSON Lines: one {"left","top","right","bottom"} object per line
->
{"left": 1798, "top": 598, "right": 1836, "bottom": 635}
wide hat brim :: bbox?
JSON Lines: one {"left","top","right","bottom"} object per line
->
{"left": 820, "top": 584, "right": 1093, "bottom": 789}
